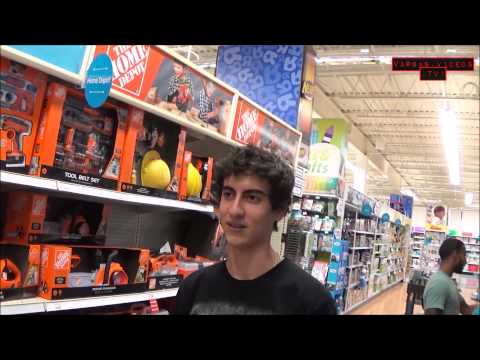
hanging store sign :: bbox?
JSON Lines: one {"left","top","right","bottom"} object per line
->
{"left": 84, "top": 54, "right": 113, "bottom": 108}
{"left": 231, "top": 97, "right": 301, "bottom": 168}
{"left": 92, "top": 45, "right": 235, "bottom": 136}
{"left": 305, "top": 118, "right": 350, "bottom": 194}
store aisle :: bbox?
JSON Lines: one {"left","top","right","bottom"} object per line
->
{"left": 347, "top": 282, "right": 424, "bottom": 315}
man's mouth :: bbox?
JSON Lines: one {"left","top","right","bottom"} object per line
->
{"left": 226, "top": 222, "right": 247, "bottom": 230}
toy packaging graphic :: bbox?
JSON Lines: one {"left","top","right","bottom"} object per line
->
{"left": 0, "top": 57, "right": 48, "bottom": 173}
{"left": 92, "top": 45, "right": 235, "bottom": 136}
{"left": 1, "top": 191, "right": 110, "bottom": 246}
{"left": 39, "top": 245, "right": 149, "bottom": 300}
{"left": 30, "top": 82, "right": 135, "bottom": 190}
{"left": 0, "top": 243, "right": 41, "bottom": 301}
{"left": 179, "top": 150, "right": 214, "bottom": 203}
{"left": 119, "top": 112, "right": 185, "bottom": 200}
{"left": 231, "top": 98, "right": 301, "bottom": 168}
{"left": 305, "top": 118, "right": 350, "bottom": 194}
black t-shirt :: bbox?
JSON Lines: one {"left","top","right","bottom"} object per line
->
{"left": 174, "top": 258, "right": 337, "bottom": 315}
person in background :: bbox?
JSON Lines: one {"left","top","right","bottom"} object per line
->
{"left": 423, "top": 237, "right": 477, "bottom": 315}
{"left": 174, "top": 145, "right": 336, "bottom": 315}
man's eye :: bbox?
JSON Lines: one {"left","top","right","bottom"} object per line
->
{"left": 247, "top": 195, "right": 261, "bottom": 203}
{"left": 222, "top": 191, "right": 233, "bottom": 199}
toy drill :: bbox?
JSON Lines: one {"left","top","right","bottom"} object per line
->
{"left": 0, "top": 114, "right": 32, "bottom": 167}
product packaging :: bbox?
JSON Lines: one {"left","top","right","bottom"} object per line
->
{"left": 178, "top": 150, "right": 214, "bottom": 203}
{"left": 29, "top": 82, "right": 138, "bottom": 190}
{"left": 0, "top": 57, "right": 48, "bottom": 173}
{"left": 39, "top": 245, "right": 149, "bottom": 300}
{"left": 0, "top": 243, "right": 40, "bottom": 301}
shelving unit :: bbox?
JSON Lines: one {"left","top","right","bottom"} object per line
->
{"left": 0, "top": 288, "right": 178, "bottom": 315}
{"left": 409, "top": 227, "right": 425, "bottom": 273}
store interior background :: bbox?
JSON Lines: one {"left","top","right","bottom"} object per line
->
{"left": 172, "top": 45, "right": 479, "bottom": 222}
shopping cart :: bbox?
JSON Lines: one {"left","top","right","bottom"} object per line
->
{"left": 405, "top": 271, "right": 428, "bottom": 315}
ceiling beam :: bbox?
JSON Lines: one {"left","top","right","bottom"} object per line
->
{"left": 326, "top": 93, "right": 480, "bottom": 101}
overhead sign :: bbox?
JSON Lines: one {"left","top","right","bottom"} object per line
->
{"left": 84, "top": 54, "right": 113, "bottom": 108}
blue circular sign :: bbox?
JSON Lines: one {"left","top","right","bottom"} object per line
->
{"left": 381, "top": 213, "right": 390, "bottom": 224}
{"left": 395, "top": 219, "right": 402, "bottom": 226}
{"left": 361, "top": 202, "right": 372, "bottom": 217}
{"left": 84, "top": 54, "right": 113, "bottom": 108}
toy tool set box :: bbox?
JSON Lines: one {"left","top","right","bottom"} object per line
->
{"left": 39, "top": 245, "right": 149, "bottom": 300}
{"left": 0, "top": 243, "right": 41, "bottom": 301}
{"left": 178, "top": 150, "right": 213, "bottom": 204}
{"left": 0, "top": 57, "right": 48, "bottom": 173}
{"left": 1, "top": 191, "right": 110, "bottom": 246}
{"left": 119, "top": 111, "right": 186, "bottom": 200}
{"left": 29, "top": 82, "right": 141, "bottom": 190}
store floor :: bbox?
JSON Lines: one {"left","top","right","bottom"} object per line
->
{"left": 347, "top": 276, "right": 479, "bottom": 315}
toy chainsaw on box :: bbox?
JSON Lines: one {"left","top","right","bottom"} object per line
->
{"left": 0, "top": 258, "right": 22, "bottom": 289}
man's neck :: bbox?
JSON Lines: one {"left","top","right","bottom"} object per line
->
{"left": 440, "top": 263, "right": 453, "bottom": 277}
{"left": 225, "top": 242, "right": 279, "bottom": 281}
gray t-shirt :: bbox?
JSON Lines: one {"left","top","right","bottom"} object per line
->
{"left": 423, "top": 271, "right": 464, "bottom": 314}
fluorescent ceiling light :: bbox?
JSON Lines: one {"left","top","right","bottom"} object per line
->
{"left": 360, "top": 48, "right": 370, "bottom": 53}
{"left": 446, "top": 49, "right": 457, "bottom": 53}
{"left": 439, "top": 108, "right": 461, "bottom": 186}
{"left": 315, "top": 56, "right": 391, "bottom": 65}
{"left": 465, "top": 192, "right": 474, "bottom": 206}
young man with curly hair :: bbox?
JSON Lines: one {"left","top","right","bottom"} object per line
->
{"left": 174, "top": 145, "right": 336, "bottom": 315}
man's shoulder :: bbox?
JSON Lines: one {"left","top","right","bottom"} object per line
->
{"left": 179, "top": 261, "right": 225, "bottom": 288}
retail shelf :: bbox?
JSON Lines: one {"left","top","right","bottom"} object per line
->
{"left": 425, "top": 229, "right": 447, "bottom": 233}
{"left": 0, "top": 171, "right": 214, "bottom": 214}
{"left": 0, "top": 288, "right": 179, "bottom": 315}
{"left": 348, "top": 230, "right": 376, "bottom": 235}
{"left": 411, "top": 255, "right": 420, "bottom": 258}
{"left": 467, "top": 249, "right": 480, "bottom": 253}
{"left": 302, "top": 192, "right": 340, "bottom": 199}
{"left": 463, "top": 271, "right": 480, "bottom": 275}
{"left": 349, "top": 246, "right": 373, "bottom": 250}
{"left": 347, "top": 263, "right": 371, "bottom": 269}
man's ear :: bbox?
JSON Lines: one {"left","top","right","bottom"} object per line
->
{"left": 273, "top": 207, "right": 288, "bottom": 222}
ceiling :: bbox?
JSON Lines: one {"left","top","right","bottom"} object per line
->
{"left": 164, "top": 45, "right": 480, "bottom": 209}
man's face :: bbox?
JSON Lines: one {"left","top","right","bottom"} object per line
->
{"left": 453, "top": 248, "right": 467, "bottom": 274}
{"left": 173, "top": 64, "right": 184, "bottom": 77}
{"left": 217, "top": 175, "right": 285, "bottom": 250}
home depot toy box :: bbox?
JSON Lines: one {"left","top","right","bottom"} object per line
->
{"left": 39, "top": 245, "right": 149, "bottom": 300}
{"left": 118, "top": 111, "right": 186, "bottom": 200}
{"left": 29, "top": 81, "right": 143, "bottom": 190}
{"left": 0, "top": 57, "right": 48, "bottom": 174}
{"left": 0, "top": 243, "right": 41, "bottom": 301}
{"left": 178, "top": 150, "right": 214, "bottom": 204}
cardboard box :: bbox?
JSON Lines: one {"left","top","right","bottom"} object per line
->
{"left": 0, "top": 243, "right": 41, "bottom": 301}
{"left": 0, "top": 57, "right": 48, "bottom": 173}
{"left": 118, "top": 111, "right": 186, "bottom": 200}
{"left": 178, "top": 150, "right": 214, "bottom": 203}
{"left": 29, "top": 82, "right": 138, "bottom": 190}
{"left": 39, "top": 245, "right": 149, "bottom": 300}
{"left": 1, "top": 191, "right": 109, "bottom": 246}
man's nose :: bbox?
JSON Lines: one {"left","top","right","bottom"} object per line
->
{"left": 228, "top": 195, "right": 245, "bottom": 217}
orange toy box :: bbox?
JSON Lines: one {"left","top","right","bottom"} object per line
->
{"left": 0, "top": 243, "right": 41, "bottom": 301}
{"left": 39, "top": 245, "right": 149, "bottom": 300}
{"left": 0, "top": 57, "right": 48, "bottom": 173}
{"left": 118, "top": 110, "right": 186, "bottom": 200}
{"left": 1, "top": 191, "right": 110, "bottom": 246}
{"left": 29, "top": 82, "right": 142, "bottom": 190}
{"left": 178, "top": 150, "right": 214, "bottom": 204}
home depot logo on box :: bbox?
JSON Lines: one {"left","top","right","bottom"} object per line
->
{"left": 54, "top": 250, "right": 71, "bottom": 270}
{"left": 233, "top": 100, "right": 261, "bottom": 145}
{"left": 106, "top": 45, "right": 151, "bottom": 96}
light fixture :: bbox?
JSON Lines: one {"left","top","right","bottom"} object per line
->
{"left": 360, "top": 48, "right": 370, "bottom": 53}
{"left": 446, "top": 49, "right": 457, "bottom": 53}
{"left": 439, "top": 108, "right": 461, "bottom": 186}
{"left": 401, "top": 188, "right": 418, "bottom": 201}
{"left": 465, "top": 192, "right": 474, "bottom": 206}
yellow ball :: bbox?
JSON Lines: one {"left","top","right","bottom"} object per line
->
{"left": 142, "top": 159, "right": 171, "bottom": 189}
